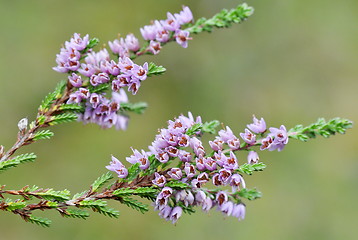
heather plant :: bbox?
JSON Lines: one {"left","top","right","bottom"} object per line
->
{"left": 0, "top": 3, "right": 352, "bottom": 227}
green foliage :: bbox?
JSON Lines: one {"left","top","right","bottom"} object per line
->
{"left": 289, "top": 117, "right": 353, "bottom": 142}
{"left": 28, "top": 215, "right": 52, "bottom": 227}
{"left": 4, "top": 199, "right": 27, "bottom": 211}
{"left": 58, "top": 103, "right": 84, "bottom": 112}
{"left": 120, "top": 102, "right": 148, "bottom": 114}
{"left": 120, "top": 197, "right": 148, "bottom": 214}
{"left": 238, "top": 162, "right": 266, "bottom": 175}
{"left": 165, "top": 181, "right": 189, "bottom": 189}
{"left": 0, "top": 153, "right": 37, "bottom": 173}
{"left": 32, "top": 130, "right": 54, "bottom": 141}
{"left": 143, "top": 155, "right": 161, "bottom": 176}
{"left": 38, "top": 80, "right": 67, "bottom": 112}
{"left": 49, "top": 113, "right": 78, "bottom": 125}
{"left": 237, "top": 188, "right": 262, "bottom": 201}
{"left": 202, "top": 120, "right": 220, "bottom": 134}
{"left": 187, "top": 3, "right": 254, "bottom": 34}
{"left": 64, "top": 209, "right": 90, "bottom": 220}
{"left": 91, "top": 172, "right": 113, "bottom": 193}
{"left": 186, "top": 123, "right": 202, "bottom": 136}
{"left": 148, "top": 62, "right": 166, "bottom": 76}
{"left": 88, "top": 83, "right": 110, "bottom": 93}
{"left": 80, "top": 199, "right": 119, "bottom": 218}
{"left": 87, "top": 38, "right": 100, "bottom": 50}
{"left": 36, "top": 189, "right": 71, "bottom": 201}
{"left": 112, "top": 187, "right": 157, "bottom": 197}
{"left": 72, "top": 190, "right": 88, "bottom": 200}
{"left": 125, "top": 163, "right": 141, "bottom": 182}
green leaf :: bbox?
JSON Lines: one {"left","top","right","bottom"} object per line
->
{"left": 120, "top": 197, "right": 148, "bottom": 214}
{"left": 186, "top": 123, "right": 202, "bottom": 136}
{"left": 5, "top": 199, "right": 27, "bottom": 211}
{"left": 113, "top": 187, "right": 157, "bottom": 197}
{"left": 32, "top": 130, "right": 54, "bottom": 141}
{"left": 0, "top": 153, "right": 37, "bottom": 173}
{"left": 87, "top": 38, "right": 100, "bottom": 49}
{"left": 165, "top": 181, "right": 189, "bottom": 189}
{"left": 38, "top": 80, "right": 67, "bottom": 112}
{"left": 79, "top": 199, "right": 119, "bottom": 218}
{"left": 238, "top": 162, "right": 266, "bottom": 175}
{"left": 148, "top": 62, "right": 166, "bottom": 76}
{"left": 120, "top": 102, "right": 148, "bottom": 114}
{"left": 64, "top": 209, "right": 90, "bottom": 219}
{"left": 237, "top": 188, "right": 262, "bottom": 201}
{"left": 88, "top": 83, "right": 110, "bottom": 93}
{"left": 91, "top": 172, "right": 113, "bottom": 192}
{"left": 36, "top": 189, "right": 71, "bottom": 201}
{"left": 49, "top": 113, "right": 78, "bottom": 125}
{"left": 80, "top": 199, "right": 107, "bottom": 207}
{"left": 27, "top": 215, "right": 52, "bottom": 227}
{"left": 72, "top": 190, "right": 88, "bottom": 200}
{"left": 202, "top": 120, "right": 220, "bottom": 134}
{"left": 289, "top": 117, "right": 353, "bottom": 142}
{"left": 58, "top": 104, "right": 84, "bottom": 112}
{"left": 125, "top": 163, "right": 141, "bottom": 182}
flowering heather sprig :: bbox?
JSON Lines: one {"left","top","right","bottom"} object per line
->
{"left": 0, "top": 116, "right": 351, "bottom": 226}
{"left": 103, "top": 114, "right": 351, "bottom": 224}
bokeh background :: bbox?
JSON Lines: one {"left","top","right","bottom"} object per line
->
{"left": 0, "top": 0, "right": 357, "bottom": 239}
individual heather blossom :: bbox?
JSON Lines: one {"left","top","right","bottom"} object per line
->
{"left": 152, "top": 172, "right": 167, "bottom": 187}
{"left": 215, "top": 191, "right": 228, "bottom": 206}
{"left": 174, "top": 6, "right": 194, "bottom": 25}
{"left": 178, "top": 150, "right": 192, "bottom": 162}
{"left": 218, "top": 168, "right": 232, "bottom": 184}
{"left": 106, "top": 156, "right": 128, "bottom": 178}
{"left": 222, "top": 151, "right": 239, "bottom": 170}
{"left": 170, "top": 206, "right": 183, "bottom": 224}
{"left": 209, "top": 137, "right": 224, "bottom": 151}
{"left": 158, "top": 205, "right": 172, "bottom": 220}
{"left": 161, "top": 12, "right": 181, "bottom": 32}
{"left": 167, "top": 168, "right": 182, "bottom": 180}
{"left": 140, "top": 25, "right": 158, "bottom": 41}
{"left": 203, "top": 157, "right": 217, "bottom": 171}
{"left": 70, "top": 33, "right": 89, "bottom": 51}
{"left": 240, "top": 128, "right": 256, "bottom": 145}
{"left": 148, "top": 40, "right": 161, "bottom": 55}
{"left": 230, "top": 174, "right": 246, "bottom": 192}
{"left": 175, "top": 30, "right": 191, "bottom": 48}
{"left": 126, "top": 148, "right": 150, "bottom": 170}
{"left": 218, "top": 126, "right": 236, "bottom": 142}
{"left": 68, "top": 73, "right": 83, "bottom": 88}
{"left": 232, "top": 204, "right": 246, "bottom": 221}
{"left": 268, "top": 125, "right": 289, "bottom": 151}
{"left": 247, "top": 151, "right": 259, "bottom": 164}
{"left": 124, "top": 33, "right": 140, "bottom": 52}
{"left": 247, "top": 116, "right": 266, "bottom": 134}
{"left": 184, "top": 162, "right": 196, "bottom": 178}
{"left": 260, "top": 136, "right": 273, "bottom": 151}
{"left": 220, "top": 201, "right": 234, "bottom": 216}
{"left": 227, "top": 137, "right": 240, "bottom": 150}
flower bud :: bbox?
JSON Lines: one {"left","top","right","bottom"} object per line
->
{"left": 18, "top": 118, "right": 28, "bottom": 131}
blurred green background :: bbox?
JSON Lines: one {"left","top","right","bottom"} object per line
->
{"left": 0, "top": 0, "right": 357, "bottom": 239}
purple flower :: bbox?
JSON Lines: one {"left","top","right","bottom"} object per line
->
{"left": 124, "top": 33, "right": 140, "bottom": 52}
{"left": 167, "top": 168, "right": 183, "bottom": 180}
{"left": 227, "top": 138, "right": 240, "bottom": 150}
{"left": 184, "top": 162, "right": 196, "bottom": 178}
{"left": 247, "top": 116, "right": 266, "bottom": 134}
{"left": 195, "top": 157, "right": 206, "bottom": 171}
{"left": 268, "top": 125, "right": 289, "bottom": 151}
{"left": 170, "top": 206, "right": 183, "bottom": 224}
{"left": 215, "top": 191, "right": 228, "bottom": 206}
{"left": 148, "top": 40, "right": 161, "bottom": 55}
{"left": 247, "top": 151, "right": 259, "bottom": 164}
{"left": 106, "top": 155, "right": 128, "bottom": 178}
{"left": 161, "top": 12, "right": 180, "bottom": 31}
{"left": 219, "top": 169, "right": 232, "bottom": 184}
{"left": 220, "top": 201, "right": 234, "bottom": 216}
{"left": 158, "top": 205, "right": 172, "bottom": 220}
{"left": 218, "top": 126, "right": 236, "bottom": 142}
{"left": 197, "top": 172, "right": 210, "bottom": 183}
{"left": 178, "top": 150, "right": 192, "bottom": 162}
{"left": 174, "top": 6, "right": 193, "bottom": 25}
{"left": 203, "top": 157, "right": 217, "bottom": 171}
{"left": 260, "top": 136, "right": 274, "bottom": 151}
{"left": 175, "top": 30, "right": 191, "bottom": 48}
{"left": 126, "top": 148, "right": 150, "bottom": 170}
{"left": 240, "top": 128, "right": 256, "bottom": 145}
{"left": 68, "top": 73, "right": 83, "bottom": 88}
{"left": 202, "top": 197, "right": 213, "bottom": 212}
{"left": 209, "top": 138, "right": 224, "bottom": 151}
{"left": 212, "top": 173, "right": 223, "bottom": 186}
{"left": 223, "top": 151, "right": 239, "bottom": 170}
{"left": 140, "top": 25, "right": 158, "bottom": 41}
{"left": 232, "top": 204, "right": 246, "bottom": 221}
{"left": 230, "top": 174, "right": 246, "bottom": 192}
{"left": 165, "top": 146, "right": 179, "bottom": 157}
{"left": 152, "top": 172, "right": 166, "bottom": 187}
{"left": 70, "top": 33, "right": 89, "bottom": 51}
